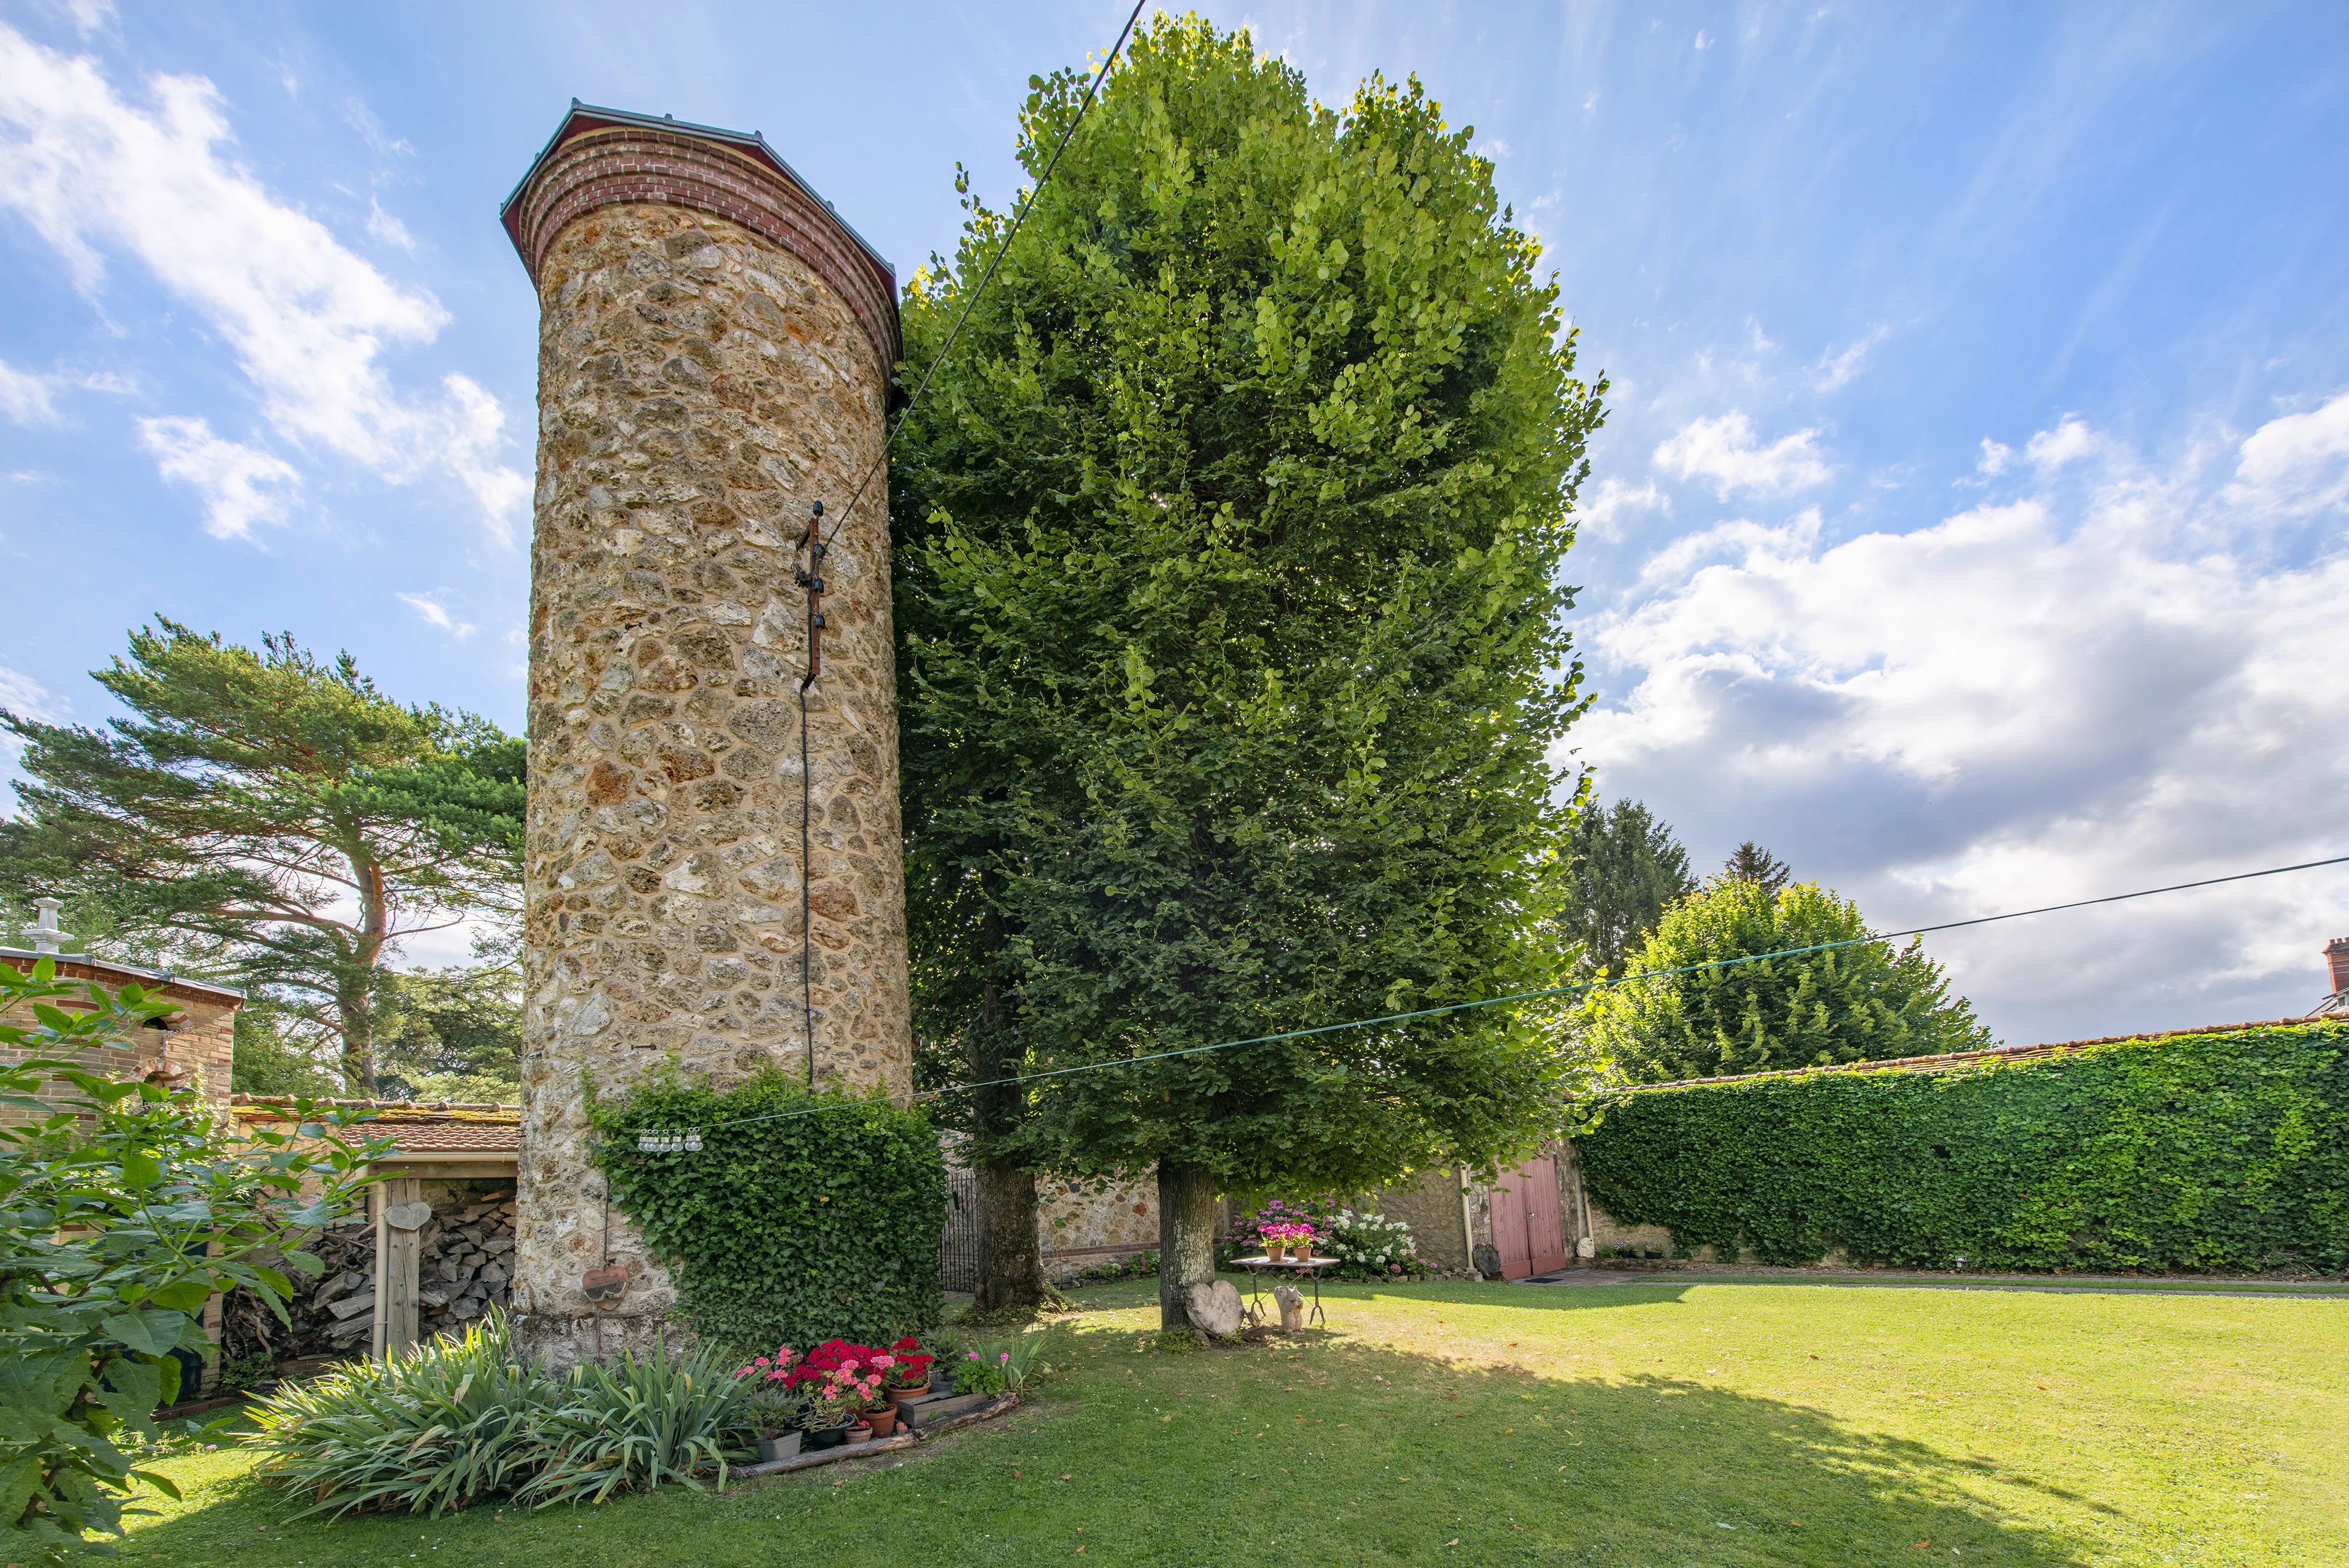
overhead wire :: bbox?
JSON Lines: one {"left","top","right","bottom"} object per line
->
{"left": 785, "top": 0, "right": 1146, "bottom": 1088}
{"left": 815, "top": 0, "right": 1147, "bottom": 558}
{"left": 622, "top": 850, "right": 2349, "bottom": 1145}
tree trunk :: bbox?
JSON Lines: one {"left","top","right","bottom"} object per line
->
{"left": 336, "top": 973, "right": 376, "bottom": 1096}
{"left": 1157, "top": 1160, "right": 1219, "bottom": 1331}
{"left": 972, "top": 1159, "right": 1048, "bottom": 1313}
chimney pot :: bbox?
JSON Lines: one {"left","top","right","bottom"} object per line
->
{"left": 2328, "top": 937, "right": 2349, "bottom": 996}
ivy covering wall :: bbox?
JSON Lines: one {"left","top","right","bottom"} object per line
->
{"left": 591, "top": 1071, "right": 946, "bottom": 1351}
{"left": 1574, "top": 1020, "right": 2349, "bottom": 1273}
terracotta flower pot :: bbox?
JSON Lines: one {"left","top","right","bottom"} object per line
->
{"left": 1264, "top": 1241, "right": 1287, "bottom": 1261}
{"left": 847, "top": 1420, "right": 874, "bottom": 1445}
{"left": 866, "top": 1406, "right": 899, "bottom": 1438}
{"left": 884, "top": 1376, "right": 931, "bottom": 1407}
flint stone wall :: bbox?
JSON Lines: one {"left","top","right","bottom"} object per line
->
{"left": 513, "top": 197, "right": 911, "bottom": 1365}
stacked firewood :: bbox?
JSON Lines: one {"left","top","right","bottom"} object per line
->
{"left": 297, "top": 1217, "right": 381, "bottom": 1357}
{"left": 416, "top": 1191, "right": 516, "bottom": 1334}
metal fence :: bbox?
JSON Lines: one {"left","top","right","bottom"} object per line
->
{"left": 940, "top": 1167, "right": 982, "bottom": 1293}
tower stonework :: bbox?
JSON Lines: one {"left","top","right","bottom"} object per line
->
{"left": 500, "top": 107, "right": 910, "bottom": 1363}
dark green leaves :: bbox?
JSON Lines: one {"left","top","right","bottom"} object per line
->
{"left": 893, "top": 16, "right": 1597, "bottom": 1197}
{"left": 590, "top": 1072, "right": 946, "bottom": 1354}
{"left": 1579, "top": 1020, "right": 2349, "bottom": 1272}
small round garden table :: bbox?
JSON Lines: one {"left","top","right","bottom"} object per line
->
{"left": 1231, "top": 1255, "right": 1339, "bottom": 1329}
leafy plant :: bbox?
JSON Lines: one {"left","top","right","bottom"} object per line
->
{"left": 951, "top": 1350, "right": 1009, "bottom": 1397}
{"left": 1583, "top": 877, "right": 1994, "bottom": 1082}
{"left": 521, "top": 1342, "right": 743, "bottom": 1506}
{"left": 0, "top": 958, "right": 379, "bottom": 1552}
{"left": 1321, "top": 1209, "right": 1421, "bottom": 1273}
{"left": 247, "top": 1314, "right": 549, "bottom": 1519}
{"left": 738, "top": 1385, "right": 802, "bottom": 1439}
{"left": 589, "top": 1070, "right": 945, "bottom": 1353}
{"left": 893, "top": 15, "right": 1598, "bottom": 1331}
{"left": 1576, "top": 1019, "right": 2349, "bottom": 1272}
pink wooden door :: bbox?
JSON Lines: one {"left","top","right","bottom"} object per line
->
{"left": 1490, "top": 1156, "right": 1567, "bottom": 1280}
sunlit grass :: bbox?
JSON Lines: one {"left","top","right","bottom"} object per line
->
{"left": 109, "top": 1275, "right": 2348, "bottom": 1566}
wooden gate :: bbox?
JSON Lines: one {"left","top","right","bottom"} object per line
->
{"left": 1489, "top": 1155, "right": 1568, "bottom": 1279}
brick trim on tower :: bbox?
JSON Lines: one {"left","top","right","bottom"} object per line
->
{"left": 504, "top": 123, "right": 900, "bottom": 377}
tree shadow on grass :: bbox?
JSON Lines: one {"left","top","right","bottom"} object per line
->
{"left": 119, "top": 1313, "right": 2100, "bottom": 1568}
{"left": 1061, "top": 1318, "right": 2099, "bottom": 1566}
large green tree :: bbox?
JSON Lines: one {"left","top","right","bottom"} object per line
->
{"left": 1561, "top": 796, "right": 1697, "bottom": 978}
{"left": 0, "top": 621, "right": 523, "bottom": 1092}
{"left": 894, "top": 19, "right": 1605, "bottom": 1328}
{"left": 1583, "top": 877, "right": 1995, "bottom": 1083}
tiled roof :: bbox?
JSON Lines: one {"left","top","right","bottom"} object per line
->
{"left": 229, "top": 1095, "right": 521, "bottom": 1155}
{"left": 0, "top": 949, "right": 245, "bottom": 1003}
{"left": 1620, "top": 1016, "right": 2337, "bottom": 1094}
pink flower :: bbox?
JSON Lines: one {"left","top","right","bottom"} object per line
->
{"left": 998, "top": 1352, "right": 1010, "bottom": 1364}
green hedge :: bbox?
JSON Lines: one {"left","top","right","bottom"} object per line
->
{"left": 1574, "top": 1020, "right": 2349, "bottom": 1274}
{"left": 591, "top": 1071, "right": 946, "bottom": 1352}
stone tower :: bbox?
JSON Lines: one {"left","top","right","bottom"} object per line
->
{"left": 500, "top": 105, "right": 911, "bottom": 1362}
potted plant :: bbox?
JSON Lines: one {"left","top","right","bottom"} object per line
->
{"left": 734, "top": 1344, "right": 806, "bottom": 1461}
{"left": 1258, "top": 1222, "right": 1288, "bottom": 1260}
{"left": 1291, "top": 1223, "right": 1320, "bottom": 1260}
{"left": 883, "top": 1337, "right": 937, "bottom": 1406}
{"left": 742, "top": 1385, "right": 803, "bottom": 1462}
{"left": 789, "top": 1338, "right": 888, "bottom": 1448}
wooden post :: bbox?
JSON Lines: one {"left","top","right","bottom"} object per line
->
{"left": 372, "top": 1175, "right": 423, "bottom": 1361}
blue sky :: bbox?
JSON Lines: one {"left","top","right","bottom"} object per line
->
{"left": 2, "top": 1, "right": 2345, "bottom": 1041}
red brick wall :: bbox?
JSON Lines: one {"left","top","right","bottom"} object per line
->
{"left": 0, "top": 956, "right": 239, "bottom": 1126}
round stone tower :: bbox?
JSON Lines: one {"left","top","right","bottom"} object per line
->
{"left": 499, "top": 105, "right": 910, "bottom": 1363}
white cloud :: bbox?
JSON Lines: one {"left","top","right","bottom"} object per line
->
{"left": 1810, "top": 325, "right": 1890, "bottom": 393}
{"left": 1575, "top": 399, "right": 2349, "bottom": 1039}
{"left": 2227, "top": 389, "right": 2349, "bottom": 517}
{"left": 0, "top": 662, "right": 62, "bottom": 780}
{"left": 1653, "top": 411, "right": 1835, "bottom": 498}
{"left": 365, "top": 196, "right": 415, "bottom": 253}
{"left": 0, "top": 26, "right": 526, "bottom": 542}
{"left": 398, "top": 591, "right": 475, "bottom": 640}
{"left": 0, "top": 359, "right": 58, "bottom": 425}
{"left": 59, "top": 0, "right": 112, "bottom": 35}
{"left": 1694, "top": 29, "right": 1714, "bottom": 50}
{"left": 138, "top": 415, "right": 298, "bottom": 539}
{"left": 1573, "top": 476, "right": 1673, "bottom": 542}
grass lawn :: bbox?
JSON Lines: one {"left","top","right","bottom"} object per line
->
{"left": 104, "top": 1276, "right": 2347, "bottom": 1566}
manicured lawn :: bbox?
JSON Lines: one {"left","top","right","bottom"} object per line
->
{"left": 107, "top": 1276, "right": 2347, "bottom": 1566}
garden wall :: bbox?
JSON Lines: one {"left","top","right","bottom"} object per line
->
{"left": 1574, "top": 1019, "right": 2349, "bottom": 1274}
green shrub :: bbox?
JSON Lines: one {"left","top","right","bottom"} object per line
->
{"left": 0, "top": 959, "right": 378, "bottom": 1552}
{"left": 521, "top": 1344, "right": 743, "bottom": 1506}
{"left": 250, "top": 1317, "right": 553, "bottom": 1518}
{"left": 590, "top": 1070, "right": 947, "bottom": 1352}
{"left": 1575, "top": 1020, "right": 2349, "bottom": 1273}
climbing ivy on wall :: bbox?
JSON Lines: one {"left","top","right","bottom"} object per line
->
{"left": 590, "top": 1071, "right": 946, "bottom": 1352}
{"left": 1574, "top": 1021, "right": 2349, "bottom": 1273}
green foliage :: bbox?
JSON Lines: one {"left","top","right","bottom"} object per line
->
{"left": 1560, "top": 797, "right": 1697, "bottom": 977}
{"left": 1583, "top": 879, "right": 1994, "bottom": 1082}
{"left": 893, "top": 16, "right": 1601, "bottom": 1201}
{"left": 1721, "top": 842, "right": 1791, "bottom": 898}
{"left": 0, "top": 957, "right": 378, "bottom": 1552}
{"left": 372, "top": 964, "right": 521, "bottom": 1102}
{"left": 250, "top": 1316, "right": 555, "bottom": 1518}
{"left": 520, "top": 1344, "right": 741, "bottom": 1507}
{"left": 0, "top": 621, "right": 523, "bottom": 1092}
{"left": 229, "top": 1006, "right": 341, "bottom": 1098}
{"left": 590, "top": 1072, "right": 946, "bottom": 1353}
{"left": 1575, "top": 1020, "right": 2349, "bottom": 1272}
{"left": 250, "top": 1317, "right": 745, "bottom": 1519}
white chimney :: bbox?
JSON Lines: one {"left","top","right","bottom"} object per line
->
{"left": 31, "top": 897, "right": 73, "bottom": 957}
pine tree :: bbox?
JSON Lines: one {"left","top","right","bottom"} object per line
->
{"left": 894, "top": 19, "right": 1604, "bottom": 1329}
{"left": 1562, "top": 798, "right": 1697, "bottom": 976}
{"left": 1722, "top": 840, "right": 1792, "bottom": 898}
{"left": 0, "top": 621, "right": 522, "bottom": 1092}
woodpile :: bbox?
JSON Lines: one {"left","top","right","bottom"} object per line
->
{"left": 415, "top": 1190, "right": 517, "bottom": 1335}
{"left": 291, "top": 1217, "right": 379, "bottom": 1358}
